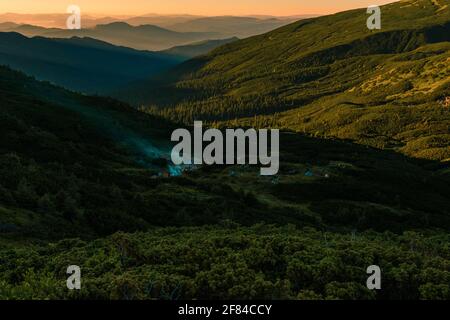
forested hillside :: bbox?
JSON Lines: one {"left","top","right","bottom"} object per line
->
{"left": 117, "top": 0, "right": 450, "bottom": 161}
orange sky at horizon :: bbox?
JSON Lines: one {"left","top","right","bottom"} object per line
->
{"left": 0, "top": 0, "right": 399, "bottom": 16}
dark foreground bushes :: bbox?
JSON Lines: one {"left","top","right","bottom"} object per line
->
{"left": 0, "top": 224, "right": 448, "bottom": 300}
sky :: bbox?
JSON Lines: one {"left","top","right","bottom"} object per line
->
{"left": 0, "top": 0, "right": 399, "bottom": 16}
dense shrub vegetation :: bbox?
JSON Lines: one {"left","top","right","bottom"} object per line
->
{"left": 1, "top": 225, "right": 449, "bottom": 300}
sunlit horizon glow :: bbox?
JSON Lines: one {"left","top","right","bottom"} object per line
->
{"left": 0, "top": 0, "right": 399, "bottom": 16}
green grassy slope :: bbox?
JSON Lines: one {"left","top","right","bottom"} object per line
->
{"left": 117, "top": 0, "right": 450, "bottom": 161}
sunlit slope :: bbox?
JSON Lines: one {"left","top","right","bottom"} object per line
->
{"left": 117, "top": 0, "right": 450, "bottom": 160}
{"left": 240, "top": 42, "right": 450, "bottom": 161}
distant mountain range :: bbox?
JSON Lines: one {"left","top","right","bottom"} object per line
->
{"left": 123, "top": 14, "right": 206, "bottom": 27}
{"left": 0, "top": 22, "right": 219, "bottom": 51}
{"left": 0, "top": 13, "right": 120, "bottom": 28}
{"left": 0, "top": 14, "right": 315, "bottom": 50}
{"left": 0, "top": 32, "right": 184, "bottom": 93}
{"left": 0, "top": 12, "right": 311, "bottom": 29}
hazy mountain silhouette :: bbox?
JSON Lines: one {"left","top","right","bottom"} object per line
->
{"left": 0, "top": 13, "right": 119, "bottom": 28}
{"left": 124, "top": 14, "right": 204, "bottom": 27}
{"left": 0, "top": 22, "right": 19, "bottom": 30}
{"left": 0, "top": 15, "right": 317, "bottom": 50}
{"left": 2, "top": 22, "right": 220, "bottom": 51}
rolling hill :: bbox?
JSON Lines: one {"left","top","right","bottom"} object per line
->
{"left": 1, "top": 64, "right": 450, "bottom": 299}
{"left": 161, "top": 37, "right": 239, "bottom": 59}
{"left": 1, "top": 64, "right": 449, "bottom": 239}
{"left": 0, "top": 65, "right": 182, "bottom": 239}
{"left": 116, "top": 0, "right": 450, "bottom": 161}
{"left": 0, "top": 32, "right": 184, "bottom": 93}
